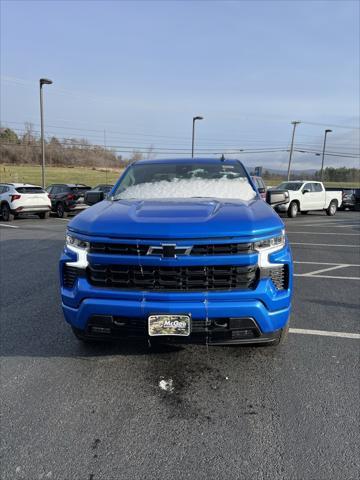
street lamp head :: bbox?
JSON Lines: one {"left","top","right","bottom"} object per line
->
{"left": 193, "top": 116, "right": 203, "bottom": 121}
{"left": 291, "top": 120, "right": 300, "bottom": 125}
{"left": 325, "top": 129, "right": 332, "bottom": 133}
{"left": 40, "top": 78, "right": 53, "bottom": 86}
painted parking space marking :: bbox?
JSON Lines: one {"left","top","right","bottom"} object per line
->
{"left": 291, "top": 242, "right": 359, "bottom": 248}
{"left": 288, "top": 231, "right": 359, "bottom": 236}
{"left": 289, "top": 328, "right": 360, "bottom": 340}
{"left": 293, "top": 261, "right": 360, "bottom": 280}
{"left": 0, "top": 223, "right": 19, "bottom": 229}
{"left": 296, "top": 222, "right": 360, "bottom": 228}
{"left": 294, "top": 261, "right": 360, "bottom": 266}
{"left": 298, "top": 264, "right": 351, "bottom": 275}
{"left": 294, "top": 273, "right": 360, "bottom": 280}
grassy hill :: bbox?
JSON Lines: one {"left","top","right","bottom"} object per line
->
{"left": 0, "top": 165, "right": 123, "bottom": 187}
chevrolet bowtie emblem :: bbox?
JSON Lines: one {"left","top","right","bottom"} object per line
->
{"left": 147, "top": 244, "right": 192, "bottom": 258}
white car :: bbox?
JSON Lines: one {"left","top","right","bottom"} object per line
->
{"left": 0, "top": 183, "right": 52, "bottom": 221}
{"left": 274, "top": 181, "right": 342, "bottom": 218}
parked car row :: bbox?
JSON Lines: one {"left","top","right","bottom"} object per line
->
{"left": 0, "top": 176, "right": 358, "bottom": 222}
{"left": 0, "top": 182, "right": 113, "bottom": 221}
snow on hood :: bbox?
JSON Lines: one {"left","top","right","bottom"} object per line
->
{"left": 117, "top": 177, "right": 256, "bottom": 202}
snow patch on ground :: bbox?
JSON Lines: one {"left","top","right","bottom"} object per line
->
{"left": 118, "top": 177, "right": 256, "bottom": 201}
{"left": 159, "top": 378, "right": 174, "bottom": 393}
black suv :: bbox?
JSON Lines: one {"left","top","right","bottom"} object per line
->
{"left": 46, "top": 184, "right": 91, "bottom": 218}
{"left": 342, "top": 188, "right": 360, "bottom": 211}
{"left": 327, "top": 187, "right": 360, "bottom": 211}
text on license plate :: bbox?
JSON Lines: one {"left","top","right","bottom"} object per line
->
{"left": 148, "top": 314, "right": 191, "bottom": 336}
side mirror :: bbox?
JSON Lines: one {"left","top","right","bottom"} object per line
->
{"left": 85, "top": 191, "right": 105, "bottom": 206}
{"left": 258, "top": 187, "right": 266, "bottom": 194}
{"left": 266, "top": 189, "right": 289, "bottom": 206}
{"left": 303, "top": 189, "right": 310, "bottom": 194}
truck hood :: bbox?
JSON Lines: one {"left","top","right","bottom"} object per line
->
{"left": 68, "top": 198, "right": 284, "bottom": 239}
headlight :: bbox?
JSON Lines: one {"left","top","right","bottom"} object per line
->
{"left": 65, "top": 233, "right": 89, "bottom": 269}
{"left": 255, "top": 230, "right": 286, "bottom": 268}
{"left": 66, "top": 234, "right": 89, "bottom": 250}
{"left": 254, "top": 232, "right": 285, "bottom": 252}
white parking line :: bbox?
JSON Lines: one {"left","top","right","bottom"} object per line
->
{"left": 290, "top": 328, "right": 360, "bottom": 339}
{"left": 288, "top": 231, "right": 359, "bottom": 236}
{"left": 294, "top": 274, "right": 360, "bottom": 280}
{"left": 294, "top": 261, "right": 360, "bottom": 279}
{"left": 300, "top": 265, "right": 350, "bottom": 276}
{"left": 0, "top": 223, "right": 19, "bottom": 228}
{"left": 294, "top": 261, "right": 360, "bottom": 266}
{"left": 294, "top": 261, "right": 360, "bottom": 280}
{"left": 298, "top": 222, "right": 360, "bottom": 228}
{"left": 291, "top": 242, "right": 359, "bottom": 248}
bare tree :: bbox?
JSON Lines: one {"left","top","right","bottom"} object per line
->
{"left": 146, "top": 144, "right": 156, "bottom": 159}
{"left": 129, "top": 150, "right": 143, "bottom": 163}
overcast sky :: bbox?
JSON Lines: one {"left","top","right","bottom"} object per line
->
{"left": 1, "top": 0, "right": 359, "bottom": 170}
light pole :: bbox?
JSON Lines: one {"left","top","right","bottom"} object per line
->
{"left": 320, "top": 129, "right": 332, "bottom": 181}
{"left": 287, "top": 120, "right": 300, "bottom": 181}
{"left": 40, "top": 78, "right": 53, "bottom": 188}
{"left": 191, "top": 116, "right": 203, "bottom": 158}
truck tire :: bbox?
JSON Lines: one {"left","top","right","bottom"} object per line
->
{"left": 0, "top": 203, "right": 14, "bottom": 222}
{"left": 56, "top": 202, "right": 68, "bottom": 218}
{"left": 326, "top": 200, "right": 337, "bottom": 216}
{"left": 38, "top": 211, "right": 50, "bottom": 219}
{"left": 287, "top": 201, "right": 299, "bottom": 218}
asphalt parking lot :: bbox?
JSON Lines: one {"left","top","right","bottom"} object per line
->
{"left": 1, "top": 211, "right": 359, "bottom": 480}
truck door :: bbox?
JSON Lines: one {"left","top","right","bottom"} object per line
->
{"left": 312, "top": 182, "right": 326, "bottom": 209}
{"left": 301, "top": 183, "right": 316, "bottom": 210}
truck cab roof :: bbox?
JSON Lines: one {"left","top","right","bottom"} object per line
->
{"left": 134, "top": 157, "right": 243, "bottom": 166}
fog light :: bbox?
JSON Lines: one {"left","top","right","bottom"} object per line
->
{"left": 214, "top": 319, "right": 228, "bottom": 328}
{"left": 91, "top": 326, "right": 111, "bottom": 334}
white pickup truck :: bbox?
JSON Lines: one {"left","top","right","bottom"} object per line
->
{"left": 273, "top": 181, "right": 342, "bottom": 218}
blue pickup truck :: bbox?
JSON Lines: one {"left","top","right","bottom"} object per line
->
{"left": 60, "top": 158, "right": 292, "bottom": 347}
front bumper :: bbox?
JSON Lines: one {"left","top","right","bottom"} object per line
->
{"left": 275, "top": 204, "right": 288, "bottom": 212}
{"left": 60, "top": 243, "right": 292, "bottom": 344}
{"left": 64, "top": 298, "right": 290, "bottom": 345}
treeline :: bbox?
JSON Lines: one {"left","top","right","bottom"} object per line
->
{"left": 262, "top": 169, "right": 314, "bottom": 181}
{"left": 261, "top": 166, "right": 360, "bottom": 183}
{"left": 0, "top": 126, "right": 144, "bottom": 168}
{"left": 313, "top": 167, "right": 360, "bottom": 183}
{"left": 1, "top": 126, "right": 359, "bottom": 182}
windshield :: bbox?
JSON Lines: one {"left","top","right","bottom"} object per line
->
{"left": 112, "top": 162, "right": 256, "bottom": 201}
{"left": 277, "top": 182, "right": 303, "bottom": 191}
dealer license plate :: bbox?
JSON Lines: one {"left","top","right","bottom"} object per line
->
{"left": 148, "top": 314, "right": 191, "bottom": 337}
